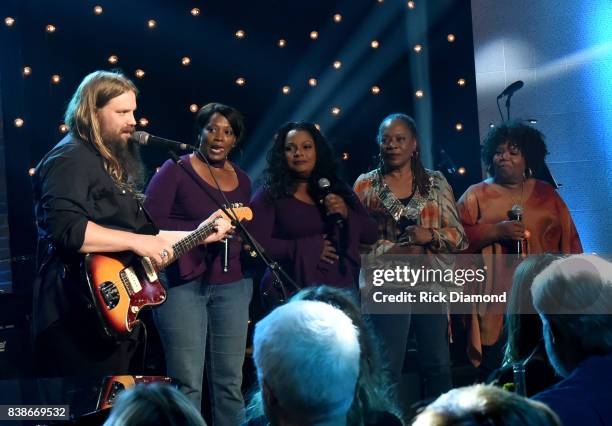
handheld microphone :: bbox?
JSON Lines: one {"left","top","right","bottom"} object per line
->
{"left": 317, "top": 178, "right": 344, "bottom": 227}
{"left": 508, "top": 204, "right": 524, "bottom": 256}
{"left": 129, "top": 131, "right": 197, "bottom": 151}
{"left": 497, "top": 80, "right": 524, "bottom": 99}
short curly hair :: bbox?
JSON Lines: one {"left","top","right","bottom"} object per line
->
{"left": 481, "top": 121, "right": 549, "bottom": 177}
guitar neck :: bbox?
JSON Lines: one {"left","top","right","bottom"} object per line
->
{"left": 168, "top": 222, "right": 217, "bottom": 264}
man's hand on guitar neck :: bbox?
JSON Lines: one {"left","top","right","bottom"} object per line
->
{"left": 80, "top": 222, "right": 174, "bottom": 268}
{"left": 129, "top": 233, "right": 176, "bottom": 268}
{"left": 199, "top": 211, "right": 234, "bottom": 245}
{"left": 152, "top": 211, "right": 233, "bottom": 267}
{"left": 79, "top": 211, "right": 234, "bottom": 268}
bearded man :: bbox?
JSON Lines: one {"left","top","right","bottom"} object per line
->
{"left": 32, "top": 71, "right": 231, "bottom": 377}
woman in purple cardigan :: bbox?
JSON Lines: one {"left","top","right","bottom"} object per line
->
{"left": 249, "top": 121, "right": 377, "bottom": 306}
{"left": 144, "top": 103, "right": 252, "bottom": 424}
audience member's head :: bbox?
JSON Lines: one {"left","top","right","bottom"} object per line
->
{"left": 102, "top": 383, "right": 205, "bottom": 426}
{"left": 290, "top": 286, "right": 401, "bottom": 425}
{"left": 531, "top": 254, "right": 612, "bottom": 377}
{"left": 504, "top": 254, "right": 562, "bottom": 364}
{"left": 247, "top": 286, "right": 401, "bottom": 425}
{"left": 412, "top": 384, "right": 561, "bottom": 426}
{"left": 253, "top": 300, "right": 360, "bottom": 425}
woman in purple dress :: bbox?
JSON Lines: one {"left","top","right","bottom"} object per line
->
{"left": 144, "top": 103, "right": 252, "bottom": 425}
{"left": 249, "top": 121, "right": 377, "bottom": 306}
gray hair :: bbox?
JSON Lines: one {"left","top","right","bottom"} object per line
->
{"left": 103, "top": 383, "right": 205, "bottom": 426}
{"left": 253, "top": 300, "right": 361, "bottom": 423}
{"left": 531, "top": 254, "right": 612, "bottom": 376}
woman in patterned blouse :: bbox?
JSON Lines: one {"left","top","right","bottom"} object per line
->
{"left": 354, "top": 113, "right": 467, "bottom": 400}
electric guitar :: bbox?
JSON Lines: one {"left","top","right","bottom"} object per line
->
{"left": 96, "top": 375, "right": 176, "bottom": 411}
{"left": 82, "top": 205, "right": 252, "bottom": 339}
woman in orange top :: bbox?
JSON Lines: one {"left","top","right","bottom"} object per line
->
{"left": 456, "top": 121, "right": 582, "bottom": 378}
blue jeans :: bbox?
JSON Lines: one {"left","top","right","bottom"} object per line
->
{"left": 153, "top": 276, "right": 253, "bottom": 426}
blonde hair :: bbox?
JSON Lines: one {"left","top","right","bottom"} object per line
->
{"left": 413, "top": 384, "right": 560, "bottom": 426}
{"left": 64, "top": 70, "right": 138, "bottom": 185}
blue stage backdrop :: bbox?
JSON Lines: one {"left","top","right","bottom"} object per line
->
{"left": 471, "top": 0, "right": 612, "bottom": 253}
{"left": 0, "top": 0, "right": 480, "bottom": 292}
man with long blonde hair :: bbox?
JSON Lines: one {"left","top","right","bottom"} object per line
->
{"left": 32, "top": 70, "right": 232, "bottom": 377}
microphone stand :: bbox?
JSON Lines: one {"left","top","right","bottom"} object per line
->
{"left": 505, "top": 93, "right": 514, "bottom": 121}
{"left": 497, "top": 96, "right": 504, "bottom": 122}
{"left": 164, "top": 150, "right": 301, "bottom": 304}
{"left": 497, "top": 92, "right": 514, "bottom": 122}
{"left": 495, "top": 93, "right": 514, "bottom": 122}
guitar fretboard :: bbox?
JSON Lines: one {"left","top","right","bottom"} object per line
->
{"left": 168, "top": 222, "right": 217, "bottom": 264}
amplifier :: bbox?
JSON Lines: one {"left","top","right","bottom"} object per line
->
{"left": 0, "top": 293, "right": 31, "bottom": 379}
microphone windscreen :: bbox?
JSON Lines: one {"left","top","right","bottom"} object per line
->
{"left": 510, "top": 204, "right": 524, "bottom": 216}
{"left": 318, "top": 177, "right": 331, "bottom": 190}
{"left": 509, "top": 80, "right": 524, "bottom": 91}
{"left": 129, "top": 131, "right": 150, "bottom": 145}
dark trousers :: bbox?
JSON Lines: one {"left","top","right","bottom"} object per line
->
{"left": 34, "top": 316, "right": 141, "bottom": 378}
{"left": 479, "top": 330, "right": 508, "bottom": 382}
{"left": 370, "top": 309, "right": 452, "bottom": 400}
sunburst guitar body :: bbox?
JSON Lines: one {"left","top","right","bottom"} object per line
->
{"left": 82, "top": 205, "right": 252, "bottom": 338}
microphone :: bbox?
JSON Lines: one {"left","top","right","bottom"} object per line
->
{"left": 497, "top": 80, "right": 524, "bottom": 99}
{"left": 508, "top": 204, "right": 523, "bottom": 221}
{"left": 508, "top": 204, "right": 524, "bottom": 256}
{"left": 129, "top": 131, "right": 196, "bottom": 151}
{"left": 222, "top": 238, "right": 229, "bottom": 273}
{"left": 317, "top": 178, "right": 344, "bottom": 227}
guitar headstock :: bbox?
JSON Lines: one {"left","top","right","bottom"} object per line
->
{"left": 218, "top": 204, "right": 253, "bottom": 223}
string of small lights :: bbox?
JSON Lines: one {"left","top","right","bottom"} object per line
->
{"left": 4, "top": 1, "right": 472, "bottom": 175}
